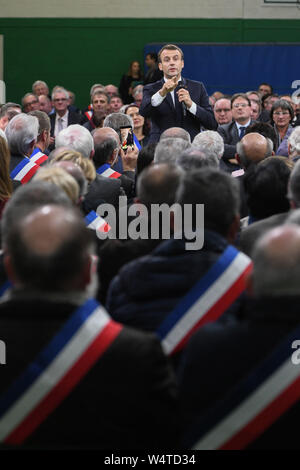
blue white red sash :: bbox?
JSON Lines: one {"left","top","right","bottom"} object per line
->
{"left": 29, "top": 147, "right": 48, "bottom": 166}
{"left": 156, "top": 246, "right": 252, "bottom": 356}
{"left": 0, "top": 298, "right": 122, "bottom": 445}
{"left": 0, "top": 280, "right": 12, "bottom": 297}
{"left": 133, "top": 134, "right": 141, "bottom": 151}
{"left": 85, "top": 210, "right": 111, "bottom": 233}
{"left": 96, "top": 163, "right": 121, "bottom": 179}
{"left": 190, "top": 325, "right": 300, "bottom": 450}
{"left": 10, "top": 158, "right": 40, "bottom": 184}
{"left": 84, "top": 110, "right": 93, "bottom": 121}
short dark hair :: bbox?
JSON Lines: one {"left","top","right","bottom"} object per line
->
{"left": 1, "top": 181, "right": 73, "bottom": 246}
{"left": 244, "top": 157, "right": 291, "bottom": 220}
{"left": 245, "top": 122, "right": 277, "bottom": 153}
{"left": 93, "top": 137, "right": 119, "bottom": 167}
{"left": 259, "top": 82, "right": 273, "bottom": 94}
{"left": 136, "top": 143, "right": 156, "bottom": 176}
{"left": 176, "top": 169, "right": 240, "bottom": 237}
{"left": 4, "top": 205, "right": 93, "bottom": 291}
{"left": 158, "top": 44, "right": 184, "bottom": 63}
{"left": 28, "top": 109, "right": 51, "bottom": 135}
{"left": 146, "top": 52, "right": 158, "bottom": 62}
{"left": 270, "top": 99, "right": 294, "bottom": 122}
{"left": 231, "top": 93, "right": 251, "bottom": 108}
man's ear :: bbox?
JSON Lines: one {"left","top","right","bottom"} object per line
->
{"left": 235, "top": 153, "right": 241, "bottom": 165}
{"left": 227, "top": 214, "right": 240, "bottom": 244}
{"left": 158, "top": 62, "right": 163, "bottom": 71}
{"left": 245, "top": 270, "right": 254, "bottom": 297}
{"left": 3, "top": 253, "right": 18, "bottom": 286}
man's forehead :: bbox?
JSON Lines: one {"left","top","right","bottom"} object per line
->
{"left": 161, "top": 49, "right": 182, "bottom": 59}
{"left": 215, "top": 99, "right": 230, "bottom": 108}
{"left": 93, "top": 94, "right": 107, "bottom": 102}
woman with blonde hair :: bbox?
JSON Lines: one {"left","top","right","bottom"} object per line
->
{"left": 33, "top": 166, "right": 79, "bottom": 205}
{"left": 49, "top": 148, "right": 96, "bottom": 183}
{"left": 0, "top": 135, "right": 13, "bottom": 218}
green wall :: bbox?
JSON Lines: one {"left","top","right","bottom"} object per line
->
{"left": 0, "top": 18, "right": 300, "bottom": 108}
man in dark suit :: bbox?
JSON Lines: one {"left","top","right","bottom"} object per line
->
{"left": 140, "top": 44, "right": 217, "bottom": 143}
{"left": 178, "top": 225, "right": 300, "bottom": 449}
{"left": 217, "top": 93, "right": 254, "bottom": 171}
{"left": 49, "top": 88, "right": 83, "bottom": 149}
{"left": 0, "top": 199, "right": 178, "bottom": 449}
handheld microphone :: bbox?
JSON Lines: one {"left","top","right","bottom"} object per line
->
{"left": 177, "top": 80, "right": 187, "bottom": 118}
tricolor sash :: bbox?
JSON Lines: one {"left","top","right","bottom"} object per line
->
{"left": 156, "top": 246, "right": 252, "bottom": 356}
{"left": 10, "top": 158, "right": 40, "bottom": 184}
{"left": 84, "top": 111, "right": 96, "bottom": 129}
{"left": 0, "top": 281, "right": 12, "bottom": 298}
{"left": 85, "top": 210, "right": 111, "bottom": 233}
{"left": 133, "top": 134, "right": 141, "bottom": 151}
{"left": 190, "top": 325, "right": 300, "bottom": 450}
{"left": 96, "top": 163, "right": 121, "bottom": 179}
{"left": 0, "top": 298, "right": 122, "bottom": 445}
{"left": 29, "top": 148, "right": 48, "bottom": 166}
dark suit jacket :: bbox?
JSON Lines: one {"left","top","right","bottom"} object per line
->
{"left": 140, "top": 78, "right": 217, "bottom": 143}
{"left": 49, "top": 109, "right": 84, "bottom": 137}
{"left": 82, "top": 174, "right": 123, "bottom": 214}
{"left": 0, "top": 295, "right": 178, "bottom": 449}
{"left": 218, "top": 120, "right": 254, "bottom": 170}
{"left": 239, "top": 212, "right": 288, "bottom": 257}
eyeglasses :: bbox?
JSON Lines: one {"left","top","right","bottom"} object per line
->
{"left": 273, "top": 111, "right": 290, "bottom": 116}
{"left": 53, "top": 98, "right": 67, "bottom": 102}
{"left": 24, "top": 100, "right": 38, "bottom": 107}
{"left": 215, "top": 108, "right": 231, "bottom": 113}
{"left": 232, "top": 103, "right": 249, "bottom": 108}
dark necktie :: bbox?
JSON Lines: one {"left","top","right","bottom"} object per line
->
{"left": 239, "top": 126, "right": 246, "bottom": 139}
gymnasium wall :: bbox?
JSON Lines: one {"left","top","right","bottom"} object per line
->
{"left": 0, "top": 13, "right": 300, "bottom": 107}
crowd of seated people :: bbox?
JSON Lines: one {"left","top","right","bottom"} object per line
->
{"left": 0, "top": 70, "right": 300, "bottom": 451}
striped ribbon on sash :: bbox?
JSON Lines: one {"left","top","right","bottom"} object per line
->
{"left": 156, "top": 246, "right": 252, "bottom": 356}
{"left": 0, "top": 298, "right": 122, "bottom": 445}
{"left": 29, "top": 148, "right": 48, "bottom": 166}
{"left": 96, "top": 163, "right": 121, "bottom": 179}
{"left": 85, "top": 210, "right": 111, "bottom": 233}
{"left": 191, "top": 325, "right": 300, "bottom": 450}
{"left": 10, "top": 158, "right": 40, "bottom": 184}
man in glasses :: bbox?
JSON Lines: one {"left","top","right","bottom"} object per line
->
{"left": 218, "top": 93, "right": 254, "bottom": 171}
{"left": 49, "top": 87, "right": 83, "bottom": 149}
{"left": 214, "top": 98, "right": 232, "bottom": 126}
{"left": 22, "top": 93, "right": 40, "bottom": 113}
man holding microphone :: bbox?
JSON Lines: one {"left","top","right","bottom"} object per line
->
{"left": 140, "top": 44, "right": 217, "bottom": 143}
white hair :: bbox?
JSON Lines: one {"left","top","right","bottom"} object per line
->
{"left": 192, "top": 130, "right": 224, "bottom": 160}
{"left": 288, "top": 127, "right": 300, "bottom": 156}
{"left": 5, "top": 113, "right": 39, "bottom": 155}
{"left": 51, "top": 87, "right": 69, "bottom": 101}
{"left": 32, "top": 80, "right": 49, "bottom": 92}
{"left": 55, "top": 124, "right": 94, "bottom": 159}
{"left": 154, "top": 137, "right": 191, "bottom": 164}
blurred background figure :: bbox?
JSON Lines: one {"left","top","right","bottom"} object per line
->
{"left": 119, "top": 60, "right": 143, "bottom": 105}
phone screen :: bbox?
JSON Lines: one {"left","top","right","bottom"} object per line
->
{"left": 120, "top": 126, "right": 134, "bottom": 151}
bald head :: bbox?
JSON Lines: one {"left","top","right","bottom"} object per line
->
{"left": 252, "top": 225, "right": 300, "bottom": 296}
{"left": 137, "top": 163, "right": 182, "bottom": 207}
{"left": 92, "top": 127, "right": 120, "bottom": 146}
{"left": 160, "top": 127, "right": 191, "bottom": 144}
{"left": 22, "top": 206, "right": 75, "bottom": 255}
{"left": 237, "top": 133, "right": 271, "bottom": 169}
{"left": 5, "top": 204, "right": 94, "bottom": 291}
